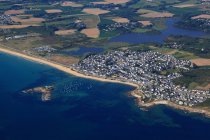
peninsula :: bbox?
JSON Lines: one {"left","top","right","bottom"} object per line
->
{"left": 1, "top": 46, "right": 210, "bottom": 117}
{"left": 0, "top": 0, "right": 210, "bottom": 118}
{"left": 1, "top": 0, "right": 210, "bottom": 139}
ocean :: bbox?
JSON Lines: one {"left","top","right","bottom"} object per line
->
{"left": 1, "top": 52, "right": 210, "bottom": 140}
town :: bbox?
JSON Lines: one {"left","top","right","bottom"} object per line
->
{"left": 71, "top": 50, "right": 210, "bottom": 107}
{"left": 99, "top": 21, "right": 141, "bottom": 32}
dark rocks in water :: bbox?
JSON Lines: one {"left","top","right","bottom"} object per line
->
{"left": 22, "top": 86, "right": 54, "bottom": 101}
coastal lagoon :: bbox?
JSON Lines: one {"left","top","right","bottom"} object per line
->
{"left": 1, "top": 52, "right": 210, "bottom": 140}
{"left": 110, "top": 18, "right": 209, "bottom": 44}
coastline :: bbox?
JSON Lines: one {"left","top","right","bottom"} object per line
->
{"left": 131, "top": 91, "right": 210, "bottom": 118}
{"left": 1, "top": 46, "right": 210, "bottom": 118}
{"left": 0, "top": 46, "right": 138, "bottom": 88}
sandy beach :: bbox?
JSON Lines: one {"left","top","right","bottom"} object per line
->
{"left": 0, "top": 47, "right": 138, "bottom": 88}
{"left": 1, "top": 46, "right": 210, "bottom": 118}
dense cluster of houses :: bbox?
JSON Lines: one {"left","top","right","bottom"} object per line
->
{"left": 100, "top": 21, "right": 141, "bottom": 32}
{"left": 0, "top": 14, "right": 13, "bottom": 25}
{"left": 166, "top": 42, "right": 184, "bottom": 49}
{"left": 33, "top": 45, "right": 57, "bottom": 53}
{"left": 71, "top": 50, "right": 210, "bottom": 106}
{"left": 193, "top": 18, "right": 210, "bottom": 28}
{"left": 0, "top": 14, "right": 13, "bottom": 33}
{"left": 201, "top": 0, "right": 210, "bottom": 5}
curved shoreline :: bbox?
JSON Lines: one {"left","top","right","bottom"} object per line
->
{"left": 0, "top": 47, "right": 139, "bottom": 88}
{"left": 131, "top": 91, "right": 210, "bottom": 118}
{"left": 1, "top": 46, "right": 210, "bottom": 118}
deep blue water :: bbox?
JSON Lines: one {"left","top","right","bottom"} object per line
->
{"left": 63, "top": 46, "right": 104, "bottom": 56}
{"left": 110, "top": 18, "right": 209, "bottom": 44}
{"left": 1, "top": 52, "right": 210, "bottom": 140}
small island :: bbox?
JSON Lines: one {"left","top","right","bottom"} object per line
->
{"left": 22, "top": 86, "right": 54, "bottom": 101}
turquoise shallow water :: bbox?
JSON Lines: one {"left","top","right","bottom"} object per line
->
{"left": 1, "top": 52, "right": 210, "bottom": 140}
